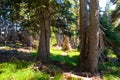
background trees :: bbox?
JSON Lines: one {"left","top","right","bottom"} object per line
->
{"left": 0, "top": 0, "right": 77, "bottom": 63}
{"left": 0, "top": 0, "right": 120, "bottom": 75}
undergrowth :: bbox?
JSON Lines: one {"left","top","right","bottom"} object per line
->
{"left": 0, "top": 33, "right": 120, "bottom": 80}
{"left": 0, "top": 61, "right": 50, "bottom": 80}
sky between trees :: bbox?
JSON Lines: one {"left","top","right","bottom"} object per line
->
{"left": 100, "top": 0, "right": 116, "bottom": 10}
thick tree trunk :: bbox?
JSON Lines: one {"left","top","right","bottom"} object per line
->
{"left": 80, "top": 0, "right": 103, "bottom": 73}
{"left": 37, "top": 2, "right": 50, "bottom": 63}
{"left": 79, "top": 0, "right": 89, "bottom": 72}
{"left": 87, "top": 0, "right": 100, "bottom": 73}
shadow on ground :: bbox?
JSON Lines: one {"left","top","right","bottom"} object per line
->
{"left": 0, "top": 49, "right": 35, "bottom": 63}
{"left": 50, "top": 53, "right": 79, "bottom": 72}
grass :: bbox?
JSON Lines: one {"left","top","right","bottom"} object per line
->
{"left": 107, "top": 53, "right": 117, "bottom": 58}
{"left": 0, "top": 47, "right": 120, "bottom": 80}
{"left": 0, "top": 40, "right": 80, "bottom": 80}
{"left": 50, "top": 47, "right": 79, "bottom": 66}
{"left": 0, "top": 46, "right": 10, "bottom": 50}
{"left": 0, "top": 60, "right": 64, "bottom": 80}
{"left": 0, "top": 33, "right": 120, "bottom": 80}
{"left": 0, "top": 61, "right": 50, "bottom": 80}
{"left": 99, "top": 62, "right": 120, "bottom": 80}
{"left": 50, "top": 32, "right": 79, "bottom": 66}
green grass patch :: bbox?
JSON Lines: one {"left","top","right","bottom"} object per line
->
{"left": 0, "top": 33, "right": 119, "bottom": 80}
{"left": 50, "top": 47, "right": 79, "bottom": 66}
{"left": 50, "top": 32, "right": 79, "bottom": 66}
{"left": 0, "top": 61, "right": 50, "bottom": 80}
{"left": 99, "top": 62, "right": 120, "bottom": 80}
{"left": 0, "top": 60, "right": 64, "bottom": 80}
{"left": 107, "top": 53, "right": 117, "bottom": 58}
{"left": 52, "top": 74, "right": 63, "bottom": 80}
{"left": 31, "top": 49, "right": 37, "bottom": 57}
{"left": 15, "top": 42, "right": 22, "bottom": 47}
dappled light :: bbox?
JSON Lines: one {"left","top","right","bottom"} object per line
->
{"left": 0, "top": 0, "right": 120, "bottom": 80}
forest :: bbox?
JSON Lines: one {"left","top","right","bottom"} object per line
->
{"left": 0, "top": 0, "right": 120, "bottom": 80}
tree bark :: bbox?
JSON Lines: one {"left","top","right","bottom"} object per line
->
{"left": 37, "top": 1, "right": 50, "bottom": 63}
{"left": 87, "top": 0, "right": 100, "bottom": 73}
{"left": 62, "top": 35, "right": 72, "bottom": 51}
{"left": 79, "top": 0, "right": 103, "bottom": 73}
{"left": 55, "top": 28, "right": 63, "bottom": 46}
{"left": 79, "top": 0, "right": 89, "bottom": 72}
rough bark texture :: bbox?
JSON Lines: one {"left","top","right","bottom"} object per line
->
{"left": 37, "top": 1, "right": 50, "bottom": 63}
{"left": 79, "top": 0, "right": 89, "bottom": 72}
{"left": 80, "top": 0, "right": 103, "bottom": 73}
{"left": 87, "top": 0, "right": 100, "bottom": 73}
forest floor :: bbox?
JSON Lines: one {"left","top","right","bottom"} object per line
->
{"left": 0, "top": 43, "right": 120, "bottom": 80}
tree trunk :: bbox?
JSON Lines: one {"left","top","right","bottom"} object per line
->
{"left": 37, "top": 2, "right": 50, "bottom": 63}
{"left": 80, "top": 0, "right": 103, "bottom": 73}
{"left": 79, "top": 0, "right": 89, "bottom": 72}
{"left": 87, "top": 0, "right": 100, "bottom": 73}
{"left": 55, "top": 28, "right": 63, "bottom": 46}
{"left": 62, "top": 35, "right": 72, "bottom": 51}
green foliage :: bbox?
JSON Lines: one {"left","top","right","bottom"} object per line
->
{"left": 1, "top": 0, "right": 78, "bottom": 38}
{"left": 52, "top": 74, "right": 63, "bottom": 80}
{"left": 102, "top": 48, "right": 117, "bottom": 58}
{"left": 50, "top": 30, "right": 79, "bottom": 66}
{"left": 99, "top": 62, "right": 120, "bottom": 80}
{"left": 0, "top": 61, "right": 50, "bottom": 80}
{"left": 0, "top": 42, "right": 120, "bottom": 80}
{"left": 100, "top": 17, "right": 120, "bottom": 55}
{"left": 0, "top": 50, "right": 119, "bottom": 80}
{"left": 114, "top": 23, "right": 120, "bottom": 32}
{"left": 52, "top": 0, "right": 77, "bottom": 36}
{"left": 50, "top": 47, "right": 79, "bottom": 66}
{"left": 111, "top": 0, "right": 120, "bottom": 25}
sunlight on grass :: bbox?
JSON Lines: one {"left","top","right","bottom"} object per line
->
{"left": 50, "top": 47, "right": 63, "bottom": 55}
{"left": 106, "top": 49, "right": 117, "bottom": 58}
{"left": 16, "top": 43, "right": 22, "bottom": 47}
{"left": 0, "top": 46, "right": 10, "bottom": 50}
{"left": 52, "top": 74, "right": 63, "bottom": 80}
{"left": 50, "top": 46, "right": 79, "bottom": 66}
{"left": 0, "top": 61, "right": 64, "bottom": 80}
{"left": 107, "top": 53, "right": 117, "bottom": 58}
{"left": 50, "top": 32, "right": 79, "bottom": 66}
{"left": 0, "top": 34, "right": 119, "bottom": 80}
{"left": 103, "top": 74, "right": 120, "bottom": 80}
{"left": 0, "top": 61, "right": 50, "bottom": 80}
